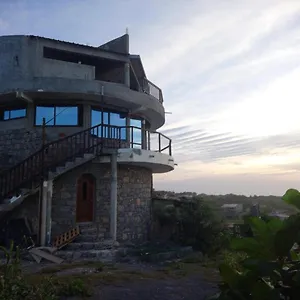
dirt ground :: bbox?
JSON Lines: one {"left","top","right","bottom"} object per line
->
{"left": 22, "top": 255, "right": 219, "bottom": 300}
{"left": 89, "top": 273, "right": 218, "bottom": 300}
{"left": 36, "top": 260, "right": 220, "bottom": 300}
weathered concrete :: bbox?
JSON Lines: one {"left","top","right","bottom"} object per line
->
{"left": 0, "top": 34, "right": 165, "bottom": 130}
{"left": 0, "top": 78, "right": 165, "bottom": 130}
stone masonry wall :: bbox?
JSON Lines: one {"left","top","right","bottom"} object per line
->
{"left": 51, "top": 162, "right": 152, "bottom": 243}
{"left": 0, "top": 128, "right": 43, "bottom": 170}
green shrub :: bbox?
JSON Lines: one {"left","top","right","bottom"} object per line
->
{"left": 154, "top": 198, "right": 228, "bottom": 254}
{"left": 209, "top": 188, "right": 300, "bottom": 300}
{"left": 0, "top": 241, "right": 91, "bottom": 299}
{"left": 58, "top": 278, "right": 92, "bottom": 297}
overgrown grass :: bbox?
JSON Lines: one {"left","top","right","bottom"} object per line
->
{"left": 0, "top": 242, "right": 92, "bottom": 300}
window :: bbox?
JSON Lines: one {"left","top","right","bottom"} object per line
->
{"left": 2, "top": 108, "right": 26, "bottom": 121}
{"left": 35, "top": 106, "right": 80, "bottom": 126}
{"left": 130, "top": 119, "right": 142, "bottom": 148}
{"left": 91, "top": 109, "right": 126, "bottom": 139}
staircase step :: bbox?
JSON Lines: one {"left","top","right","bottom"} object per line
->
{"left": 75, "top": 235, "right": 99, "bottom": 242}
{"left": 64, "top": 161, "right": 75, "bottom": 168}
{"left": 21, "top": 188, "right": 31, "bottom": 195}
{"left": 75, "top": 157, "right": 84, "bottom": 163}
{"left": 79, "top": 227, "right": 98, "bottom": 235}
{"left": 84, "top": 153, "right": 95, "bottom": 159}
{"left": 55, "top": 249, "right": 121, "bottom": 262}
{"left": 64, "top": 240, "right": 119, "bottom": 251}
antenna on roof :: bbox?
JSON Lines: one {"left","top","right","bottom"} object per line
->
{"left": 126, "top": 27, "right": 129, "bottom": 35}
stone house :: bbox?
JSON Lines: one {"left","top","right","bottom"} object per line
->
{"left": 0, "top": 33, "right": 175, "bottom": 247}
{"left": 221, "top": 203, "right": 244, "bottom": 219}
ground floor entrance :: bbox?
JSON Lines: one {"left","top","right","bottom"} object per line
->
{"left": 76, "top": 173, "right": 95, "bottom": 222}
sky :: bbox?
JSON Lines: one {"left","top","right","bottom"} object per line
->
{"left": 1, "top": 0, "right": 300, "bottom": 196}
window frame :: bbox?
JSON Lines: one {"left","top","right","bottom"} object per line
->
{"left": 34, "top": 104, "right": 83, "bottom": 127}
{"left": 0, "top": 106, "right": 27, "bottom": 121}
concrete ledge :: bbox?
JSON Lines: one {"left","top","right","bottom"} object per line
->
{"left": 95, "top": 148, "right": 175, "bottom": 173}
{"left": 0, "top": 77, "right": 165, "bottom": 131}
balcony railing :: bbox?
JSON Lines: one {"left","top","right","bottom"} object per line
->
{"left": 141, "top": 78, "right": 163, "bottom": 104}
{"left": 90, "top": 125, "right": 172, "bottom": 156}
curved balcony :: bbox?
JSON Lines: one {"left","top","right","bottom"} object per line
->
{"left": 0, "top": 77, "right": 165, "bottom": 131}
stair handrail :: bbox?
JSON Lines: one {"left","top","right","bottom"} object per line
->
{"left": 0, "top": 123, "right": 123, "bottom": 200}
{"left": 0, "top": 124, "right": 172, "bottom": 201}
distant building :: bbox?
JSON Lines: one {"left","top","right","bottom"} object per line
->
{"left": 268, "top": 212, "right": 289, "bottom": 220}
{"left": 221, "top": 204, "right": 243, "bottom": 219}
{"left": 250, "top": 203, "right": 260, "bottom": 217}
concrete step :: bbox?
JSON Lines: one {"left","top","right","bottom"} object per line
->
{"left": 65, "top": 240, "right": 119, "bottom": 251}
{"left": 64, "top": 161, "right": 75, "bottom": 168}
{"left": 78, "top": 222, "right": 97, "bottom": 229}
{"left": 79, "top": 227, "right": 98, "bottom": 235}
{"left": 84, "top": 153, "right": 95, "bottom": 159}
{"left": 75, "top": 233, "right": 112, "bottom": 242}
{"left": 75, "top": 235, "right": 99, "bottom": 242}
{"left": 55, "top": 248, "right": 124, "bottom": 262}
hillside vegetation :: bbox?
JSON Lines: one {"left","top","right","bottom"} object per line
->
{"left": 153, "top": 190, "right": 298, "bottom": 214}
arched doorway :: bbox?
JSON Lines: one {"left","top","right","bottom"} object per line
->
{"left": 76, "top": 173, "right": 95, "bottom": 223}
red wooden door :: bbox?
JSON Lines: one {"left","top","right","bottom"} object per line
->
{"left": 76, "top": 174, "right": 95, "bottom": 222}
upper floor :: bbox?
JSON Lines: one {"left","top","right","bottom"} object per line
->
{"left": 0, "top": 34, "right": 165, "bottom": 130}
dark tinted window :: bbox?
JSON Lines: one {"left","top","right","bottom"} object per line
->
{"left": 3, "top": 108, "right": 26, "bottom": 120}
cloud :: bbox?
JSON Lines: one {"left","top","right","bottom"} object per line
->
{"left": 1, "top": 0, "right": 300, "bottom": 194}
{"left": 0, "top": 18, "right": 9, "bottom": 33}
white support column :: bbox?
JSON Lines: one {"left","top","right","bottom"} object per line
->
{"left": 40, "top": 181, "right": 47, "bottom": 246}
{"left": 110, "top": 152, "right": 118, "bottom": 241}
{"left": 39, "top": 180, "right": 53, "bottom": 246}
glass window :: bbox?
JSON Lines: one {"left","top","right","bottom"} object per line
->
{"left": 56, "top": 107, "right": 78, "bottom": 126}
{"left": 91, "top": 110, "right": 101, "bottom": 127}
{"left": 35, "top": 106, "right": 79, "bottom": 126}
{"left": 91, "top": 109, "right": 127, "bottom": 140}
{"left": 103, "top": 112, "right": 109, "bottom": 124}
{"left": 110, "top": 112, "right": 126, "bottom": 127}
{"left": 130, "top": 119, "right": 142, "bottom": 148}
{"left": 3, "top": 108, "right": 26, "bottom": 120}
{"left": 35, "top": 107, "right": 54, "bottom": 125}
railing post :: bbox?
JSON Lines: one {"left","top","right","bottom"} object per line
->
{"left": 169, "top": 140, "right": 172, "bottom": 156}
{"left": 147, "top": 131, "right": 151, "bottom": 150}
{"left": 158, "top": 133, "right": 161, "bottom": 152}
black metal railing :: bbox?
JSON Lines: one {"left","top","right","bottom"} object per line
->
{"left": 0, "top": 124, "right": 172, "bottom": 202}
